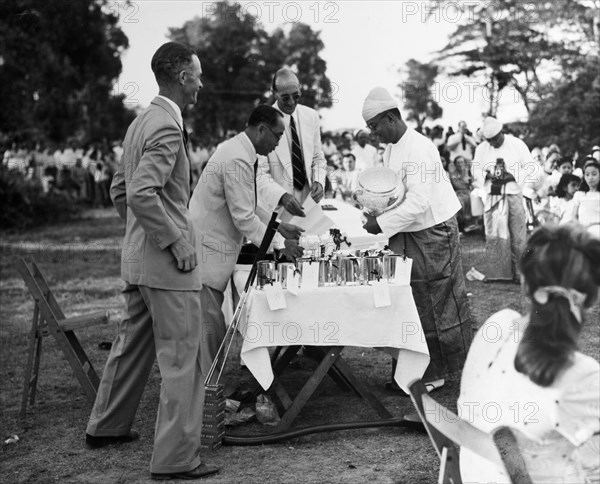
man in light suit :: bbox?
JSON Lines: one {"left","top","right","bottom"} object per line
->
{"left": 256, "top": 67, "right": 327, "bottom": 218}
{"left": 85, "top": 42, "right": 218, "bottom": 480}
{"left": 189, "top": 105, "right": 304, "bottom": 372}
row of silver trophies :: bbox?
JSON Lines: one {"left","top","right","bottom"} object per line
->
{"left": 256, "top": 252, "right": 408, "bottom": 289}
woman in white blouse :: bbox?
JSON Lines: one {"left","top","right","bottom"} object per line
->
{"left": 459, "top": 224, "right": 600, "bottom": 483}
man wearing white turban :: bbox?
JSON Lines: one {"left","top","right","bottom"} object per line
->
{"left": 361, "top": 87, "right": 474, "bottom": 388}
{"left": 472, "top": 116, "right": 538, "bottom": 281}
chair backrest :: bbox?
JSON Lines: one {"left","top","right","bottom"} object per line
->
{"left": 408, "top": 379, "right": 533, "bottom": 484}
{"left": 16, "top": 259, "right": 67, "bottom": 324}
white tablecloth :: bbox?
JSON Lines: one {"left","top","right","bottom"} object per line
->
{"left": 239, "top": 284, "right": 430, "bottom": 393}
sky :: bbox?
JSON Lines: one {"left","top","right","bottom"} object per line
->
{"left": 115, "top": 0, "right": 528, "bottom": 133}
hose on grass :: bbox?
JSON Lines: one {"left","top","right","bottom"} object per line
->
{"left": 223, "top": 417, "right": 425, "bottom": 446}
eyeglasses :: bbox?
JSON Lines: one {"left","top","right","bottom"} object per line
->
{"left": 263, "top": 124, "right": 284, "bottom": 141}
{"left": 366, "top": 114, "right": 386, "bottom": 132}
{"left": 279, "top": 92, "right": 301, "bottom": 103}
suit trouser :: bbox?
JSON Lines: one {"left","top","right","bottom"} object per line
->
{"left": 86, "top": 284, "right": 205, "bottom": 474}
{"left": 199, "top": 286, "right": 227, "bottom": 376}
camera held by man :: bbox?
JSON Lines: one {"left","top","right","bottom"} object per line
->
{"left": 488, "top": 158, "right": 515, "bottom": 196}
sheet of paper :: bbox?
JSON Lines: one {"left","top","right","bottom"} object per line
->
{"left": 372, "top": 280, "right": 392, "bottom": 308}
{"left": 264, "top": 282, "right": 287, "bottom": 310}
{"left": 394, "top": 257, "right": 413, "bottom": 286}
{"left": 288, "top": 197, "right": 334, "bottom": 235}
{"left": 300, "top": 260, "right": 319, "bottom": 290}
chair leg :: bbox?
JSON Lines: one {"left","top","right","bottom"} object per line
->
{"left": 21, "top": 305, "right": 42, "bottom": 421}
{"left": 57, "top": 330, "right": 99, "bottom": 404}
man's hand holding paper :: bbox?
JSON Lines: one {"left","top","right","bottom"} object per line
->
{"left": 288, "top": 197, "right": 334, "bottom": 235}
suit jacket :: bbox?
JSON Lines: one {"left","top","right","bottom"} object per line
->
{"left": 256, "top": 103, "right": 327, "bottom": 217}
{"left": 189, "top": 132, "right": 267, "bottom": 292}
{"left": 110, "top": 96, "right": 202, "bottom": 290}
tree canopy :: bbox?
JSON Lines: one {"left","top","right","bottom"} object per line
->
{"left": 435, "top": 0, "right": 596, "bottom": 116}
{"left": 168, "top": 1, "right": 332, "bottom": 142}
{"left": 0, "top": 0, "right": 133, "bottom": 144}
{"left": 399, "top": 59, "right": 443, "bottom": 131}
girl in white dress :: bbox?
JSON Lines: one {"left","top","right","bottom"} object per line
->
{"left": 459, "top": 224, "right": 600, "bottom": 483}
{"left": 569, "top": 158, "right": 600, "bottom": 239}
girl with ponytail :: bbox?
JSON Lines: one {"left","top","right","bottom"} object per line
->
{"left": 459, "top": 224, "right": 600, "bottom": 483}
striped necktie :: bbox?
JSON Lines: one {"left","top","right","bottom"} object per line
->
{"left": 289, "top": 115, "right": 307, "bottom": 190}
{"left": 253, "top": 158, "right": 258, "bottom": 208}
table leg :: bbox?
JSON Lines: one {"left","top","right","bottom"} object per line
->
{"left": 259, "top": 346, "right": 301, "bottom": 412}
{"left": 331, "top": 355, "right": 393, "bottom": 419}
{"left": 308, "top": 346, "right": 354, "bottom": 393}
{"left": 274, "top": 347, "right": 344, "bottom": 432}
{"left": 272, "top": 346, "right": 302, "bottom": 376}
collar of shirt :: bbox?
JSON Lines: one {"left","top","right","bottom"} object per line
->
{"left": 383, "top": 127, "right": 414, "bottom": 167}
{"left": 157, "top": 95, "right": 183, "bottom": 129}
{"left": 273, "top": 105, "right": 298, "bottom": 129}
{"left": 239, "top": 132, "right": 258, "bottom": 166}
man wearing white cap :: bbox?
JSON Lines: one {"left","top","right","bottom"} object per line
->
{"left": 351, "top": 129, "right": 378, "bottom": 172}
{"left": 472, "top": 116, "right": 538, "bottom": 281}
{"left": 361, "top": 87, "right": 474, "bottom": 389}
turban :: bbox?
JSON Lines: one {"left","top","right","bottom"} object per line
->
{"left": 362, "top": 87, "right": 397, "bottom": 123}
{"left": 481, "top": 116, "right": 503, "bottom": 139}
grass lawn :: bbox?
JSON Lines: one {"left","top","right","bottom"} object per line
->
{"left": 0, "top": 210, "right": 598, "bottom": 483}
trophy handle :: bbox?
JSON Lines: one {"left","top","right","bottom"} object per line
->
{"left": 351, "top": 188, "right": 363, "bottom": 208}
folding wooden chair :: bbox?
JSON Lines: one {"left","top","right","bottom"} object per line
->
{"left": 408, "top": 379, "right": 532, "bottom": 484}
{"left": 16, "top": 258, "right": 109, "bottom": 420}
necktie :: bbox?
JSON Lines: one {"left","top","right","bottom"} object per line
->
{"left": 461, "top": 134, "right": 466, "bottom": 150}
{"left": 253, "top": 158, "right": 258, "bottom": 208}
{"left": 182, "top": 123, "right": 193, "bottom": 194}
{"left": 289, "top": 115, "right": 307, "bottom": 190}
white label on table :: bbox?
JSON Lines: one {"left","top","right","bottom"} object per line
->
{"left": 287, "top": 269, "right": 300, "bottom": 296}
{"left": 372, "top": 280, "right": 392, "bottom": 307}
{"left": 301, "top": 261, "right": 319, "bottom": 290}
{"left": 394, "top": 257, "right": 413, "bottom": 286}
{"left": 264, "top": 282, "right": 287, "bottom": 310}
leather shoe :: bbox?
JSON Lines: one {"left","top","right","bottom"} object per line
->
{"left": 151, "top": 463, "right": 219, "bottom": 480}
{"left": 86, "top": 431, "right": 139, "bottom": 448}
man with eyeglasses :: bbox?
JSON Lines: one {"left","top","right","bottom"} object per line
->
{"left": 361, "top": 87, "right": 474, "bottom": 392}
{"left": 189, "top": 105, "right": 304, "bottom": 375}
{"left": 256, "top": 67, "right": 327, "bottom": 221}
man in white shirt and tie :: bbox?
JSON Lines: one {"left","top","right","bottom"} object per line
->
{"left": 256, "top": 67, "right": 327, "bottom": 219}
{"left": 361, "top": 87, "right": 474, "bottom": 390}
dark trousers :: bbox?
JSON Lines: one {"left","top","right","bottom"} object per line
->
{"left": 389, "top": 217, "right": 474, "bottom": 381}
